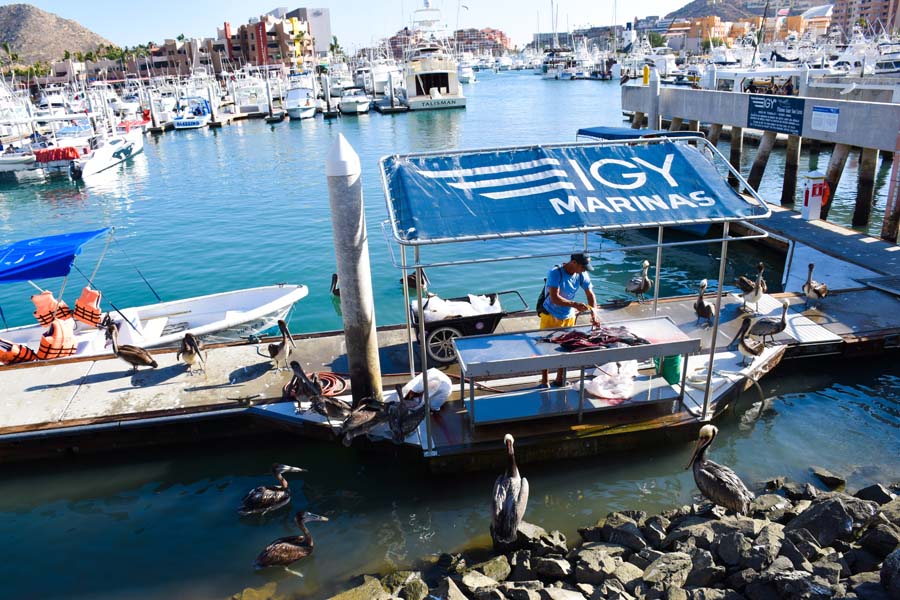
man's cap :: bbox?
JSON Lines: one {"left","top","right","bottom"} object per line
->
{"left": 571, "top": 253, "right": 594, "bottom": 272}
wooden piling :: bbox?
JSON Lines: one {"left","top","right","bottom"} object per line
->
{"left": 668, "top": 117, "right": 683, "bottom": 132}
{"left": 883, "top": 149, "right": 900, "bottom": 242}
{"left": 708, "top": 123, "right": 722, "bottom": 146}
{"left": 728, "top": 126, "right": 743, "bottom": 187}
{"left": 821, "top": 143, "right": 851, "bottom": 220}
{"left": 782, "top": 135, "right": 802, "bottom": 206}
{"left": 808, "top": 138, "right": 821, "bottom": 171}
{"left": 631, "top": 112, "right": 645, "bottom": 129}
{"left": 748, "top": 130, "right": 777, "bottom": 191}
{"left": 854, "top": 147, "right": 880, "bottom": 227}
{"left": 687, "top": 119, "right": 700, "bottom": 132}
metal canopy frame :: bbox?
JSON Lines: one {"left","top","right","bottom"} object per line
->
{"left": 378, "top": 137, "right": 774, "bottom": 457}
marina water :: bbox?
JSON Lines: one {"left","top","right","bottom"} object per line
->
{"left": 0, "top": 73, "right": 897, "bottom": 598}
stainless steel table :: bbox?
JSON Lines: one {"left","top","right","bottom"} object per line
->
{"left": 452, "top": 316, "right": 701, "bottom": 428}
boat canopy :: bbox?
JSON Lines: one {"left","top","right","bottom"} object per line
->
{"left": 575, "top": 127, "right": 701, "bottom": 141}
{"left": 381, "top": 140, "right": 769, "bottom": 245}
{"left": 0, "top": 228, "right": 109, "bottom": 283}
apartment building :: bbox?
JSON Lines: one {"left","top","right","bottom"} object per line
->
{"left": 832, "top": 0, "right": 900, "bottom": 37}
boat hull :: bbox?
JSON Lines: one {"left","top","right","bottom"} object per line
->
{"left": 403, "top": 96, "right": 466, "bottom": 110}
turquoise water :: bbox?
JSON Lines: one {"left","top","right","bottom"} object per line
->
{"left": 0, "top": 73, "right": 898, "bottom": 599}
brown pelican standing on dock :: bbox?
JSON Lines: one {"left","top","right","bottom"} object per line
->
{"left": 338, "top": 398, "right": 389, "bottom": 446}
{"left": 801, "top": 263, "right": 828, "bottom": 309}
{"left": 177, "top": 332, "right": 205, "bottom": 375}
{"left": 105, "top": 322, "right": 158, "bottom": 371}
{"left": 239, "top": 463, "right": 307, "bottom": 516}
{"left": 268, "top": 319, "right": 296, "bottom": 370}
{"left": 735, "top": 262, "right": 767, "bottom": 314}
{"left": 388, "top": 385, "right": 427, "bottom": 444}
{"left": 693, "top": 279, "right": 716, "bottom": 326}
{"left": 253, "top": 510, "right": 328, "bottom": 574}
{"left": 491, "top": 434, "right": 529, "bottom": 545}
{"left": 734, "top": 317, "right": 764, "bottom": 366}
{"left": 686, "top": 424, "right": 755, "bottom": 514}
{"left": 625, "top": 260, "right": 652, "bottom": 303}
{"left": 748, "top": 299, "right": 789, "bottom": 345}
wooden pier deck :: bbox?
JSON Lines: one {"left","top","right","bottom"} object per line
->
{"left": 0, "top": 208, "right": 898, "bottom": 467}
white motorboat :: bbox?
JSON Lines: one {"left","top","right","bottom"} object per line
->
{"left": 284, "top": 84, "right": 317, "bottom": 120}
{"left": 172, "top": 97, "right": 212, "bottom": 129}
{"left": 69, "top": 129, "right": 144, "bottom": 179}
{"left": 0, "top": 230, "right": 309, "bottom": 364}
{"left": 338, "top": 87, "right": 371, "bottom": 114}
{"left": 0, "top": 150, "right": 36, "bottom": 173}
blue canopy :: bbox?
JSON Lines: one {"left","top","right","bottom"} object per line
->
{"left": 576, "top": 127, "right": 703, "bottom": 141}
{"left": 0, "top": 229, "right": 110, "bottom": 283}
{"left": 381, "top": 141, "right": 768, "bottom": 244}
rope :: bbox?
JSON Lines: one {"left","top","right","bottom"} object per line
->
{"left": 313, "top": 372, "right": 347, "bottom": 396}
{"left": 112, "top": 237, "right": 162, "bottom": 301}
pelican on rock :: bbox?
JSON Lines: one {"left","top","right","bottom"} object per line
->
{"left": 491, "top": 434, "right": 529, "bottom": 545}
{"left": 254, "top": 510, "right": 328, "bottom": 574}
{"left": 694, "top": 279, "right": 716, "bottom": 326}
{"left": 239, "top": 463, "right": 307, "bottom": 516}
{"left": 687, "top": 424, "right": 755, "bottom": 514}
{"left": 802, "top": 263, "right": 828, "bottom": 309}
{"left": 625, "top": 260, "right": 652, "bottom": 303}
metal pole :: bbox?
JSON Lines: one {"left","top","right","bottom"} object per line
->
{"left": 653, "top": 226, "right": 663, "bottom": 315}
{"left": 415, "top": 247, "right": 433, "bottom": 454}
{"left": 647, "top": 67, "right": 661, "bottom": 130}
{"left": 701, "top": 222, "right": 730, "bottom": 420}
{"left": 326, "top": 134, "right": 383, "bottom": 404}
{"left": 400, "top": 245, "right": 415, "bottom": 377}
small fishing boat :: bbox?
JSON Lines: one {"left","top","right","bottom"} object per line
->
{"left": 338, "top": 87, "right": 371, "bottom": 115}
{"left": 69, "top": 129, "right": 144, "bottom": 179}
{"left": 285, "top": 86, "right": 317, "bottom": 120}
{"left": 172, "top": 97, "right": 212, "bottom": 130}
{"left": 0, "top": 229, "right": 308, "bottom": 364}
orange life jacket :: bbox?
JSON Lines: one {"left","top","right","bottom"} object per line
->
{"left": 73, "top": 286, "right": 103, "bottom": 327}
{"left": 0, "top": 338, "right": 38, "bottom": 365}
{"left": 36, "top": 318, "right": 77, "bottom": 360}
{"left": 32, "top": 291, "right": 73, "bottom": 326}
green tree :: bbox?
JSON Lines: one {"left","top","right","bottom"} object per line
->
{"left": 701, "top": 37, "right": 725, "bottom": 52}
{"left": 329, "top": 35, "right": 342, "bottom": 57}
{"left": 648, "top": 32, "right": 666, "bottom": 48}
{"left": 75, "top": 51, "right": 85, "bottom": 62}
{"left": 1, "top": 42, "right": 19, "bottom": 73}
{"left": 177, "top": 33, "right": 186, "bottom": 42}
{"left": 63, "top": 49, "right": 71, "bottom": 60}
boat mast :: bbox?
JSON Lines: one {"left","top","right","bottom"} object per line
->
{"left": 751, "top": 0, "right": 770, "bottom": 67}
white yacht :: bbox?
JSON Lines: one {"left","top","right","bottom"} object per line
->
{"left": 284, "top": 74, "right": 317, "bottom": 120}
{"left": 539, "top": 47, "right": 576, "bottom": 79}
{"left": 69, "top": 129, "right": 144, "bottom": 179}
{"left": 338, "top": 87, "right": 371, "bottom": 114}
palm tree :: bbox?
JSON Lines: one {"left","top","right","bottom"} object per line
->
{"left": 1, "top": 42, "right": 19, "bottom": 73}
{"left": 63, "top": 50, "right": 71, "bottom": 60}
{"left": 329, "top": 35, "right": 342, "bottom": 58}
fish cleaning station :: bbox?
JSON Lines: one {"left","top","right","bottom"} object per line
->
{"left": 1, "top": 133, "right": 899, "bottom": 472}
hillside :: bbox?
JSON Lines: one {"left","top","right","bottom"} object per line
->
{"left": 0, "top": 4, "right": 115, "bottom": 65}
{"left": 665, "top": 0, "right": 760, "bottom": 21}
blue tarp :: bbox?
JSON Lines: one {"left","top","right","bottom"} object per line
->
{"left": 381, "top": 141, "right": 767, "bottom": 244}
{"left": 0, "top": 229, "right": 109, "bottom": 283}
{"left": 576, "top": 127, "right": 703, "bottom": 141}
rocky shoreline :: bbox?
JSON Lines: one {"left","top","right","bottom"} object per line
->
{"left": 326, "top": 472, "right": 900, "bottom": 600}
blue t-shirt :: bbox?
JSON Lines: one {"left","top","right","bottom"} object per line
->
{"left": 542, "top": 265, "right": 592, "bottom": 320}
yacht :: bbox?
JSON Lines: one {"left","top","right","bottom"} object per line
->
{"left": 539, "top": 47, "right": 576, "bottom": 79}
{"left": 338, "top": 87, "right": 371, "bottom": 114}
{"left": 398, "top": 1, "right": 466, "bottom": 110}
{"left": 172, "top": 97, "right": 212, "bottom": 129}
{"left": 284, "top": 74, "right": 317, "bottom": 120}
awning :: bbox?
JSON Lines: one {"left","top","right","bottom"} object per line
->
{"left": 0, "top": 229, "right": 110, "bottom": 283}
{"left": 381, "top": 141, "right": 768, "bottom": 244}
{"left": 575, "top": 127, "right": 702, "bottom": 141}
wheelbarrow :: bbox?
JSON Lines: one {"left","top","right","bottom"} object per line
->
{"left": 409, "top": 290, "right": 528, "bottom": 365}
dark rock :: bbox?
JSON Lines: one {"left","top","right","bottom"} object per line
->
{"left": 764, "top": 555, "right": 796, "bottom": 575}
{"left": 642, "top": 516, "right": 670, "bottom": 550}
{"left": 786, "top": 528, "right": 824, "bottom": 561}
{"left": 744, "top": 580, "right": 779, "bottom": 600}
{"left": 685, "top": 546, "right": 726, "bottom": 587}
{"left": 567, "top": 541, "right": 631, "bottom": 562}
{"left": 726, "top": 567, "right": 760, "bottom": 590}
{"left": 499, "top": 580, "right": 543, "bottom": 600}
{"left": 459, "top": 571, "right": 500, "bottom": 596}
{"left": 433, "top": 577, "right": 468, "bottom": 600}
{"left": 783, "top": 481, "right": 819, "bottom": 501}
{"left": 537, "top": 587, "right": 585, "bottom": 600}
{"left": 751, "top": 493, "right": 793, "bottom": 516}
{"left": 329, "top": 575, "right": 391, "bottom": 600}
{"left": 811, "top": 559, "right": 842, "bottom": 585}
{"left": 765, "top": 476, "right": 786, "bottom": 491}
{"left": 437, "top": 553, "right": 467, "bottom": 577}
{"left": 811, "top": 466, "right": 846, "bottom": 489}
{"left": 573, "top": 545, "right": 621, "bottom": 585}
{"left": 629, "top": 548, "right": 665, "bottom": 571}
{"left": 642, "top": 552, "right": 693, "bottom": 590}
{"left": 860, "top": 522, "right": 900, "bottom": 558}
{"left": 855, "top": 484, "right": 896, "bottom": 505}
{"left": 473, "top": 588, "right": 506, "bottom": 600}
{"left": 882, "top": 548, "right": 900, "bottom": 600}
{"left": 472, "top": 556, "right": 512, "bottom": 583}
{"left": 851, "top": 571, "right": 892, "bottom": 600}
{"left": 784, "top": 494, "right": 878, "bottom": 547}
{"left": 771, "top": 570, "right": 836, "bottom": 599}
{"left": 619, "top": 510, "right": 648, "bottom": 527}
{"left": 742, "top": 522, "right": 784, "bottom": 571}
{"left": 845, "top": 547, "right": 883, "bottom": 575}
{"left": 716, "top": 531, "right": 752, "bottom": 567}
{"left": 382, "top": 571, "right": 429, "bottom": 600}
{"left": 532, "top": 556, "right": 572, "bottom": 581}
{"left": 513, "top": 523, "right": 567, "bottom": 558}
{"left": 662, "top": 517, "right": 717, "bottom": 551}
{"left": 600, "top": 513, "right": 649, "bottom": 552}
{"left": 610, "top": 562, "right": 644, "bottom": 593}
{"left": 882, "top": 498, "right": 900, "bottom": 528}
{"left": 662, "top": 588, "right": 688, "bottom": 600}
{"left": 509, "top": 550, "right": 535, "bottom": 582}
{"left": 779, "top": 538, "right": 814, "bottom": 572}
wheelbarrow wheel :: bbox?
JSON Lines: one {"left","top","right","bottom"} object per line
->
{"left": 425, "top": 326, "right": 463, "bottom": 364}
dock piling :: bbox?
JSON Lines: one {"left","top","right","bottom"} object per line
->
{"left": 822, "top": 143, "right": 851, "bottom": 220}
{"left": 855, "top": 147, "right": 879, "bottom": 227}
{"left": 728, "top": 127, "right": 743, "bottom": 187}
{"left": 748, "top": 130, "right": 777, "bottom": 191}
{"left": 668, "top": 117, "right": 683, "bottom": 132}
{"left": 631, "top": 112, "right": 645, "bottom": 129}
{"left": 782, "top": 135, "right": 802, "bottom": 206}
{"left": 708, "top": 123, "right": 722, "bottom": 146}
{"left": 647, "top": 68, "right": 661, "bottom": 130}
{"left": 326, "top": 135, "right": 383, "bottom": 403}
{"left": 883, "top": 131, "right": 900, "bottom": 242}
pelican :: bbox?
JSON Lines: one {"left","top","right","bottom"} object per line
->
{"left": 338, "top": 398, "right": 389, "bottom": 447}
{"left": 176, "top": 332, "right": 205, "bottom": 375}
{"left": 801, "top": 263, "right": 828, "bottom": 309}
{"left": 735, "top": 262, "right": 767, "bottom": 314}
{"left": 105, "top": 323, "right": 157, "bottom": 371}
{"left": 254, "top": 510, "right": 328, "bottom": 574}
{"left": 693, "top": 279, "right": 716, "bottom": 326}
{"left": 239, "top": 463, "right": 307, "bottom": 516}
{"left": 491, "top": 434, "right": 529, "bottom": 545}
{"left": 687, "top": 424, "right": 754, "bottom": 514}
{"left": 748, "top": 299, "right": 789, "bottom": 345}
{"left": 734, "top": 318, "right": 764, "bottom": 366}
{"left": 401, "top": 269, "right": 429, "bottom": 291}
{"left": 388, "top": 385, "right": 427, "bottom": 444}
{"left": 625, "top": 260, "right": 652, "bottom": 303}
{"left": 329, "top": 273, "right": 340, "bottom": 297}
{"left": 268, "top": 319, "right": 296, "bottom": 370}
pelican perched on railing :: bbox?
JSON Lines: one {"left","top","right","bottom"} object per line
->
{"left": 735, "top": 262, "right": 767, "bottom": 314}
{"left": 254, "top": 510, "right": 328, "bottom": 574}
{"left": 625, "top": 260, "right": 652, "bottom": 303}
{"left": 802, "top": 263, "right": 828, "bottom": 309}
{"left": 239, "top": 463, "right": 307, "bottom": 516}
{"left": 491, "top": 434, "right": 529, "bottom": 545}
{"left": 686, "top": 425, "right": 754, "bottom": 514}
{"left": 268, "top": 319, "right": 296, "bottom": 370}
{"left": 693, "top": 279, "right": 716, "bottom": 326}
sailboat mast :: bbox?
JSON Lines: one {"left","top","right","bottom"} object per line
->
{"left": 751, "top": 0, "right": 770, "bottom": 66}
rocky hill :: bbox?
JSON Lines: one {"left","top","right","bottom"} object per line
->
{"left": 665, "top": 0, "right": 761, "bottom": 21}
{"left": 0, "top": 4, "right": 115, "bottom": 65}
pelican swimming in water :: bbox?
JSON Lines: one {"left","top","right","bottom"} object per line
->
{"left": 748, "top": 299, "right": 789, "bottom": 345}
{"left": 239, "top": 463, "right": 307, "bottom": 516}
{"left": 254, "top": 510, "right": 329, "bottom": 575}
{"left": 329, "top": 273, "right": 340, "bottom": 297}
{"left": 491, "top": 434, "right": 529, "bottom": 545}
{"left": 177, "top": 332, "right": 205, "bottom": 375}
{"left": 625, "top": 260, "right": 652, "bottom": 303}
{"left": 268, "top": 319, "right": 296, "bottom": 370}
{"left": 735, "top": 262, "right": 767, "bottom": 314}
{"left": 687, "top": 424, "right": 755, "bottom": 514}
{"left": 802, "top": 263, "right": 828, "bottom": 309}
{"left": 693, "top": 279, "right": 716, "bottom": 326}
{"left": 105, "top": 322, "right": 158, "bottom": 372}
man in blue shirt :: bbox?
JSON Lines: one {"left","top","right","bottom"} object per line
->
{"left": 540, "top": 252, "right": 599, "bottom": 387}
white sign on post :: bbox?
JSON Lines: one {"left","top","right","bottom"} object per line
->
{"left": 811, "top": 106, "right": 839, "bottom": 133}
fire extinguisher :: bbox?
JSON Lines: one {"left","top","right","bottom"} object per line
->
{"left": 821, "top": 181, "right": 830, "bottom": 206}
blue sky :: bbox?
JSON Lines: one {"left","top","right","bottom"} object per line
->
{"left": 3, "top": 1, "right": 685, "bottom": 50}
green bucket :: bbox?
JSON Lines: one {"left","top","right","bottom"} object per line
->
{"left": 654, "top": 355, "right": 683, "bottom": 385}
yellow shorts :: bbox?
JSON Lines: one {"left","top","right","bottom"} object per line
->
{"left": 540, "top": 313, "right": 576, "bottom": 329}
